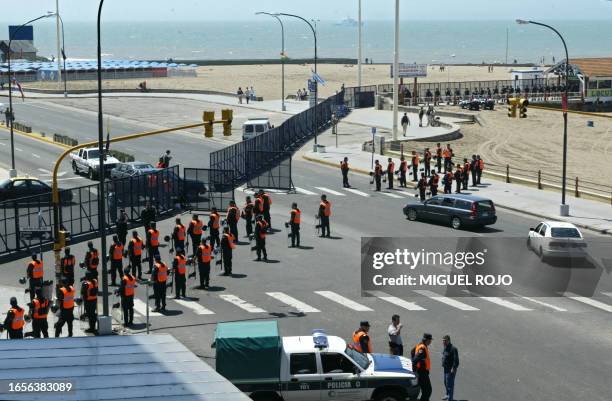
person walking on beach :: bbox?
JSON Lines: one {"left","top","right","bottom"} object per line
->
{"left": 237, "top": 87, "right": 244, "bottom": 104}
{"left": 418, "top": 107, "right": 425, "bottom": 127}
{"left": 245, "top": 86, "right": 251, "bottom": 104}
{"left": 401, "top": 113, "right": 410, "bottom": 136}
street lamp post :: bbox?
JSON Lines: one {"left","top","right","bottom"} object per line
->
{"left": 276, "top": 13, "right": 318, "bottom": 146}
{"left": 54, "top": 13, "right": 68, "bottom": 97}
{"left": 516, "top": 19, "right": 570, "bottom": 216}
{"left": 358, "top": 0, "right": 362, "bottom": 87}
{"left": 256, "top": 12, "right": 286, "bottom": 112}
{"left": 6, "top": 12, "right": 55, "bottom": 178}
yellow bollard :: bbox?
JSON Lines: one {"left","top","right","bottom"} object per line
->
{"left": 203, "top": 111, "right": 215, "bottom": 137}
{"left": 222, "top": 109, "right": 233, "bottom": 136}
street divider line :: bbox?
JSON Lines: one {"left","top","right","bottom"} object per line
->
{"left": 368, "top": 291, "right": 426, "bottom": 311}
{"left": 507, "top": 292, "right": 567, "bottom": 312}
{"left": 343, "top": 188, "right": 370, "bottom": 197}
{"left": 219, "top": 294, "right": 267, "bottom": 313}
{"left": 133, "top": 298, "right": 162, "bottom": 317}
{"left": 565, "top": 293, "right": 612, "bottom": 313}
{"left": 315, "top": 291, "right": 373, "bottom": 311}
{"left": 173, "top": 298, "right": 215, "bottom": 315}
{"left": 380, "top": 191, "right": 404, "bottom": 199}
{"left": 266, "top": 292, "right": 321, "bottom": 313}
{"left": 413, "top": 290, "right": 479, "bottom": 311}
{"left": 601, "top": 292, "right": 612, "bottom": 298}
{"left": 295, "top": 187, "right": 318, "bottom": 195}
{"left": 480, "top": 297, "right": 532, "bottom": 311}
{"left": 314, "top": 187, "right": 345, "bottom": 196}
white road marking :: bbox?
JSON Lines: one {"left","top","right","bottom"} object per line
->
{"left": 173, "top": 298, "right": 215, "bottom": 315}
{"left": 380, "top": 191, "right": 404, "bottom": 199}
{"left": 265, "top": 189, "right": 288, "bottom": 194}
{"left": 480, "top": 297, "right": 532, "bottom": 311}
{"left": 507, "top": 292, "right": 567, "bottom": 312}
{"left": 368, "top": 291, "right": 426, "bottom": 311}
{"left": 294, "top": 186, "right": 318, "bottom": 195}
{"left": 602, "top": 292, "right": 612, "bottom": 298}
{"left": 314, "top": 291, "right": 373, "bottom": 311}
{"left": 0, "top": 142, "right": 6, "bottom": 146}
{"left": 565, "top": 293, "right": 612, "bottom": 313}
{"left": 31, "top": 153, "right": 40, "bottom": 159}
{"left": 132, "top": 298, "right": 162, "bottom": 317}
{"left": 343, "top": 188, "right": 370, "bottom": 197}
{"left": 314, "top": 187, "right": 345, "bottom": 196}
{"left": 15, "top": 147, "right": 23, "bottom": 152}
{"left": 266, "top": 292, "right": 320, "bottom": 313}
{"left": 413, "top": 290, "right": 479, "bottom": 311}
{"left": 219, "top": 294, "right": 267, "bottom": 313}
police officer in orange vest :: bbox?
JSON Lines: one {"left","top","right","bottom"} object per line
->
{"left": 242, "top": 196, "right": 254, "bottom": 238}
{"left": 416, "top": 173, "right": 428, "bottom": 201}
{"left": 151, "top": 255, "right": 167, "bottom": 312}
{"left": 386, "top": 157, "right": 395, "bottom": 189}
{"left": 195, "top": 237, "right": 213, "bottom": 288}
{"left": 173, "top": 217, "right": 187, "bottom": 255}
{"left": 254, "top": 215, "right": 268, "bottom": 262}
{"left": 127, "top": 231, "right": 144, "bottom": 279}
{"left": 318, "top": 195, "right": 332, "bottom": 238}
{"left": 258, "top": 190, "right": 273, "bottom": 229}
{"left": 26, "top": 253, "right": 43, "bottom": 301}
{"left": 462, "top": 158, "right": 471, "bottom": 190}
{"left": 340, "top": 157, "right": 350, "bottom": 188}
{"left": 351, "top": 321, "right": 372, "bottom": 354}
{"left": 221, "top": 226, "right": 236, "bottom": 275}
{"left": 412, "top": 333, "right": 433, "bottom": 401}
{"left": 443, "top": 170, "right": 453, "bottom": 194}
{"left": 146, "top": 222, "right": 160, "bottom": 274}
{"left": 26, "top": 289, "right": 49, "bottom": 338}
{"left": 470, "top": 154, "right": 479, "bottom": 187}
{"left": 108, "top": 235, "right": 124, "bottom": 286}
{"left": 429, "top": 170, "right": 440, "bottom": 197}
{"left": 424, "top": 148, "right": 432, "bottom": 177}
{"left": 119, "top": 267, "right": 136, "bottom": 326}
{"left": 187, "top": 214, "right": 203, "bottom": 256}
{"left": 172, "top": 248, "right": 188, "bottom": 299}
{"left": 2, "top": 297, "right": 25, "bottom": 339}
{"left": 453, "top": 165, "right": 463, "bottom": 194}
{"left": 435, "top": 142, "right": 443, "bottom": 173}
{"left": 226, "top": 200, "right": 241, "bottom": 240}
{"left": 288, "top": 202, "right": 301, "bottom": 248}
{"left": 373, "top": 160, "right": 383, "bottom": 191}
{"left": 83, "top": 241, "right": 99, "bottom": 278}
{"left": 55, "top": 279, "right": 75, "bottom": 337}
{"left": 398, "top": 157, "right": 408, "bottom": 188}
{"left": 411, "top": 151, "right": 420, "bottom": 182}
{"left": 80, "top": 270, "right": 98, "bottom": 333}
{"left": 61, "top": 247, "right": 76, "bottom": 286}
{"left": 208, "top": 208, "right": 221, "bottom": 248}
{"left": 476, "top": 154, "right": 484, "bottom": 185}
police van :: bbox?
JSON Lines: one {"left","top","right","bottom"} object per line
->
{"left": 242, "top": 118, "right": 272, "bottom": 141}
{"left": 214, "top": 321, "right": 420, "bottom": 401}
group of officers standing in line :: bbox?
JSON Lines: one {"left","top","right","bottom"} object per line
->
{"left": 3, "top": 189, "right": 335, "bottom": 338}
{"left": 341, "top": 142, "right": 485, "bottom": 201}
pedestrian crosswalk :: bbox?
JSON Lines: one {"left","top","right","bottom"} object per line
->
{"left": 219, "top": 294, "right": 267, "bottom": 313}
{"left": 235, "top": 183, "right": 418, "bottom": 200}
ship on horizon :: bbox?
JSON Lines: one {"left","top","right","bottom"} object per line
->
{"left": 335, "top": 17, "right": 362, "bottom": 27}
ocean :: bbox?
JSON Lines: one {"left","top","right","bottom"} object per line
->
{"left": 2, "top": 20, "right": 612, "bottom": 64}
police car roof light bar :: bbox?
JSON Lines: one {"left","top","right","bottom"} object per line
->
{"left": 313, "top": 329, "right": 328, "bottom": 349}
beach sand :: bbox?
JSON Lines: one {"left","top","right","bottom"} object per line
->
{"left": 23, "top": 64, "right": 514, "bottom": 100}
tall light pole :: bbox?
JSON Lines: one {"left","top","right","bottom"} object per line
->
{"left": 56, "top": 13, "right": 67, "bottom": 97}
{"left": 517, "top": 19, "right": 570, "bottom": 216}
{"left": 6, "top": 12, "right": 55, "bottom": 178}
{"left": 392, "top": 0, "right": 400, "bottom": 141}
{"left": 277, "top": 13, "right": 318, "bottom": 145}
{"left": 358, "top": 0, "right": 362, "bottom": 87}
{"left": 55, "top": 0, "right": 62, "bottom": 86}
{"left": 256, "top": 12, "right": 286, "bottom": 112}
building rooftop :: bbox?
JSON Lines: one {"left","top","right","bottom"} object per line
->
{"left": 570, "top": 58, "right": 612, "bottom": 78}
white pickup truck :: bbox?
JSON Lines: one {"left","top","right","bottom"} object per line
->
{"left": 70, "top": 147, "right": 120, "bottom": 180}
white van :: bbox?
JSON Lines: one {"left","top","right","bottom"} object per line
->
{"left": 242, "top": 118, "right": 272, "bottom": 141}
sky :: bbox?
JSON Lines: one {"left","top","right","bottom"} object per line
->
{"left": 4, "top": 0, "right": 612, "bottom": 22}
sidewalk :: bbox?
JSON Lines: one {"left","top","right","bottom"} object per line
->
{"left": 303, "top": 145, "right": 612, "bottom": 235}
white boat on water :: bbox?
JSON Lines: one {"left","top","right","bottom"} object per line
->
{"left": 335, "top": 17, "right": 361, "bottom": 27}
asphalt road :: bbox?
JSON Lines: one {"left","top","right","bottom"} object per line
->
{"left": 0, "top": 97, "right": 610, "bottom": 401}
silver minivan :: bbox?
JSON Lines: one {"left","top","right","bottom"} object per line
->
{"left": 242, "top": 118, "right": 272, "bottom": 141}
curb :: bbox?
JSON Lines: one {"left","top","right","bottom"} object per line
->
{"left": 302, "top": 153, "right": 612, "bottom": 236}
{"left": 0, "top": 124, "right": 70, "bottom": 149}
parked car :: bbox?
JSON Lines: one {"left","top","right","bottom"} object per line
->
{"left": 0, "top": 177, "right": 72, "bottom": 204}
{"left": 403, "top": 194, "right": 497, "bottom": 229}
{"left": 70, "top": 147, "right": 120, "bottom": 180}
{"left": 110, "top": 162, "right": 157, "bottom": 180}
{"left": 527, "top": 221, "right": 587, "bottom": 261}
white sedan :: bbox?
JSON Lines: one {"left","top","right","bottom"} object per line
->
{"left": 527, "top": 221, "right": 587, "bottom": 261}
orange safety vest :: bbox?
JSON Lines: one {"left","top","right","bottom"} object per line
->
{"left": 320, "top": 201, "right": 331, "bottom": 217}
{"left": 148, "top": 229, "right": 160, "bottom": 247}
{"left": 340, "top": 161, "right": 348, "bottom": 171}
{"left": 442, "top": 149, "right": 450, "bottom": 158}
{"left": 412, "top": 154, "right": 420, "bottom": 166}
{"left": 414, "top": 343, "right": 431, "bottom": 371}
{"left": 211, "top": 213, "right": 220, "bottom": 229}
{"left": 388, "top": 161, "right": 395, "bottom": 172}
{"left": 400, "top": 160, "right": 408, "bottom": 172}
{"left": 62, "top": 255, "right": 75, "bottom": 274}
{"left": 290, "top": 208, "right": 301, "bottom": 225}
{"left": 86, "top": 279, "right": 98, "bottom": 301}
{"left": 375, "top": 165, "right": 382, "bottom": 176}
{"left": 175, "top": 255, "right": 187, "bottom": 275}
{"left": 123, "top": 275, "right": 136, "bottom": 297}
{"left": 436, "top": 146, "right": 442, "bottom": 157}
{"left": 32, "top": 298, "right": 49, "bottom": 319}
{"left": 225, "top": 233, "right": 237, "bottom": 248}
{"left": 112, "top": 244, "right": 124, "bottom": 260}
{"left": 227, "top": 206, "right": 240, "bottom": 222}
{"left": 424, "top": 151, "right": 432, "bottom": 162}
{"left": 446, "top": 172, "right": 453, "bottom": 183}
{"left": 30, "top": 260, "right": 43, "bottom": 279}
{"left": 131, "top": 238, "right": 143, "bottom": 256}
{"left": 60, "top": 286, "right": 75, "bottom": 309}
{"left": 432, "top": 175, "right": 440, "bottom": 186}
{"left": 254, "top": 198, "right": 264, "bottom": 213}
{"left": 176, "top": 224, "right": 186, "bottom": 240}
{"left": 190, "top": 220, "right": 202, "bottom": 236}
{"left": 199, "top": 245, "right": 212, "bottom": 263}
{"left": 262, "top": 193, "right": 272, "bottom": 206}
{"left": 464, "top": 162, "right": 471, "bottom": 175}
{"left": 9, "top": 307, "right": 25, "bottom": 330}
{"left": 351, "top": 330, "right": 372, "bottom": 353}
{"left": 479, "top": 159, "right": 484, "bottom": 170}
{"left": 244, "top": 201, "right": 254, "bottom": 216}
{"left": 155, "top": 262, "right": 168, "bottom": 283}
{"left": 88, "top": 250, "right": 99, "bottom": 269}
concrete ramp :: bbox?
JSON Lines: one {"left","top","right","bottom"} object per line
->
{"left": 0, "top": 334, "right": 251, "bottom": 401}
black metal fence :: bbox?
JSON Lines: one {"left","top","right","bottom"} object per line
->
{"left": 344, "top": 85, "right": 377, "bottom": 109}
{"left": 183, "top": 168, "right": 235, "bottom": 211}
{"left": 209, "top": 90, "right": 344, "bottom": 185}
{"left": 246, "top": 151, "right": 293, "bottom": 190}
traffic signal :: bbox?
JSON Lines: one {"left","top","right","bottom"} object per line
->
{"left": 203, "top": 111, "right": 214, "bottom": 137}
{"left": 507, "top": 98, "right": 518, "bottom": 118}
{"left": 221, "top": 109, "right": 233, "bottom": 136}
{"left": 519, "top": 99, "right": 529, "bottom": 118}
{"left": 57, "top": 230, "right": 70, "bottom": 248}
